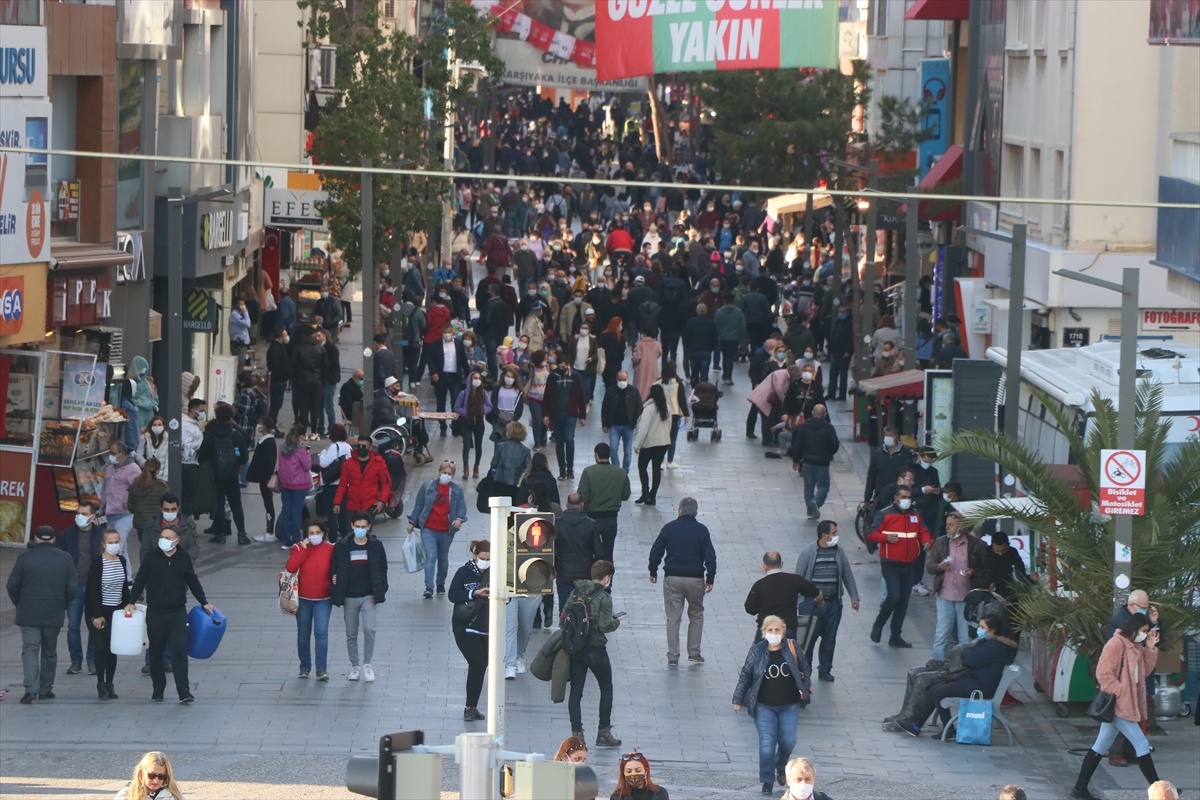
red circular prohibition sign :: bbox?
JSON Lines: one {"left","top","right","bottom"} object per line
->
{"left": 1104, "top": 451, "right": 1141, "bottom": 487}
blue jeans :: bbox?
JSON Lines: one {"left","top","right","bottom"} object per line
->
{"left": 553, "top": 414, "right": 577, "bottom": 474}
{"left": 686, "top": 352, "right": 710, "bottom": 384}
{"left": 421, "top": 527, "right": 456, "bottom": 592}
{"left": 608, "top": 425, "right": 634, "bottom": 472}
{"left": 667, "top": 415, "right": 681, "bottom": 462}
{"left": 1091, "top": 716, "right": 1151, "bottom": 758}
{"left": 296, "top": 597, "right": 332, "bottom": 672}
{"left": 556, "top": 578, "right": 578, "bottom": 612}
{"left": 933, "top": 596, "right": 969, "bottom": 660}
{"left": 319, "top": 485, "right": 342, "bottom": 541}
{"left": 320, "top": 382, "right": 337, "bottom": 434}
{"left": 754, "top": 702, "right": 800, "bottom": 783}
{"left": 799, "top": 595, "right": 843, "bottom": 674}
{"left": 279, "top": 488, "right": 307, "bottom": 546}
{"left": 579, "top": 371, "right": 597, "bottom": 402}
{"left": 66, "top": 585, "right": 96, "bottom": 667}
{"left": 528, "top": 399, "right": 546, "bottom": 447}
{"left": 802, "top": 464, "right": 831, "bottom": 510}
{"left": 874, "top": 560, "right": 915, "bottom": 639}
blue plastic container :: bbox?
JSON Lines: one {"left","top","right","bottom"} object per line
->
{"left": 186, "top": 605, "right": 226, "bottom": 659}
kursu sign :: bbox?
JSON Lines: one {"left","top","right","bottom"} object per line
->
{"left": 595, "top": 0, "right": 838, "bottom": 83}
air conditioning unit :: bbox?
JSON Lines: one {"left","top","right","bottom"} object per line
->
{"left": 309, "top": 45, "right": 337, "bottom": 90}
{"left": 382, "top": 0, "right": 396, "bottom": 19}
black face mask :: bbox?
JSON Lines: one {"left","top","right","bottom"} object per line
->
{"left": 357, "top": 445, "right": 371, "bottom": 457}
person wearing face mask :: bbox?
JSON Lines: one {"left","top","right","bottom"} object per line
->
{"left": 553, "top": 735, "right": 589, "bottom": 765}
{"left": 826, "top": 307, "right": 854, "bottom": 402}
{"left": 905, "top": 446, "right": 942, "bottom": 595}
{"left": 866, "top": 486, "right": 933, "bottom": 648}
{"left": 874, "top": 339, "right": 902, "bottom": 377}
{"left": 563, "top": 560, "right": 624, "bottom": 748}
{"left": 732, "top": 616, "right": 811, "bottom": 794}
{"left": 453, "top": 374, "right": 493, "bottom": 478}
{"left": 56, "top": 500, "right": 104, "bottom": 677}
{"left": 246, "top": 417, "right": 279, "bottom": 542}
{"left": 8, "top": 526, "right": 77, "bottom": 704}
{"left": 126, "top": 526, "right": 213, "bottom": 703}
{"left": 863, "top": 425, "right": 913, "bottom": 512}
{"left": 127, "top": 457, "right": 168, "bottom": 555}
{"left": 332, "top": 435, "right": 392, "bottom": 534}
{"left": 312, "top": 287, "right": 342, "bottom": 344}
{"left": 569, "top": 316, "right": 601, "bottom": 402}
{"left": 782, "top": 757, "right": 833, "bottom": 800}
{"left": 429, "top": 324, "right": 469, "bottom": 436}
{"left": 266, "top": 327, "right": 292, "bottom": 421}
{"left": 408, "top": 461, "right": 467, "bottom": 599}
{"left": 129, "top": 355, "right": 159, "bottom": 432}
{"left": 541, "top": 348, "right": 588, "bottom": 480}
{"left": 747, "top": 348, "right": 794, "bottom": 447}
{"left": 783, "top": 365, "right": 826, "bottom": 427}
{"left": 489, "top": 365, "right": 527, "bottom": 444}
{"left": 448, "top": 540, "right": 492, "bottom": 721}
{"left": 611, "top": 751, "right": 668, "bottom": 800}
{"left": 601, "top": 371, "right": 640, "bottom": 474}
{"left": 788, "top": 405, "right": 839, "bottom": 521}
{"left": 100, "top": 442, "right": 142, "bottom": 558}
{"left": 331, "top": 513, "right": 388, "bottom": 683}
{"left": 927, "top": 515, "right": 986, "bottom": 660}
{"left": 795, "top": 523, "right": 860, "bottom": 682}
{"left": 286, "top": 520, "right": 336, "bottom": 681}
{"left": 134, "top": 415, "right": 170, "bottom": 481}
{"left": 85, "top": 529, "right": 132, "bottom": 699}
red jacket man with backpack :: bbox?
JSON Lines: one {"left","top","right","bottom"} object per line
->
{"left": 866, "top": 487, "right": 932, "bottom": 648}
{"left": 333, "top": 437, "right": 391, "bottom": 526}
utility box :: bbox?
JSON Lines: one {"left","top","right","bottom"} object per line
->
{"left": 514, "top": 761, "right": 598, "bottom": 800}
{"left": 393, "top": 753, "right": 441, "bottom": 800}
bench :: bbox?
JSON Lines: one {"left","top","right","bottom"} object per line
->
{"left": 937, "top": 664, "right": 1021, "bottom": 745}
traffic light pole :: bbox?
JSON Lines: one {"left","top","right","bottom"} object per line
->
{"left": 487, "top": 495, "right": 512, "bottom": 754}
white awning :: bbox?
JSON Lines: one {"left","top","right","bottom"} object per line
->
{"left": 765, "top": 192, "right": 833, "bottom": 220}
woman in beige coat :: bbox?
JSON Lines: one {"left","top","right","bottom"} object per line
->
{"left": 631, "top": 329, "right": 662, "bottom": 401}
{"left": 1070, "top": 612, "right": 1162, "bottom": 800}
{"left": 632, "top": 384, "right": 673, "bottom": 506}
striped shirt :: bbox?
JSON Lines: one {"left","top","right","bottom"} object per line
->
{"left": 100, "top": 558, "right": 128, "bottom": 607}
{"left": 811, "top": 546, "right": 841, "bottom": 601}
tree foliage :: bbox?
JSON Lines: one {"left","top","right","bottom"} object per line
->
{"left": 940, "top": 383, "right": 1200, "bottom": 668}
{"left": 298, "top": 0, "right": 504, "bottom": 277}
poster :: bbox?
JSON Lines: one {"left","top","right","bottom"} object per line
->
{"left": 0, "top": 447, "right": 33, "bottom": 544}
{"left": 595, "top": 0, "right": 839, "bottom": 83}
{"left": 209, "top": 355, "right": 238, "bottom": 407}
{"left": 1148, "top": 0, "right": 1200, "bottom": 44}
{"left": 494, "top": 39, "right": 647, "bottom": 90}
{"left": 60, "top": 359, "right": 98, "bottom": 419}
{"left": 0, "top": 100, "right": 53, "bottom": 266}
{"left": 918, "top": 58, "right": 950, "bottom": 180}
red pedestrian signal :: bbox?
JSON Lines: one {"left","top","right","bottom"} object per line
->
{"left": 509, "top": 512, "right": 556, "bottom": 596}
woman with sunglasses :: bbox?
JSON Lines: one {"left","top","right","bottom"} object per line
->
{"left": 553, "top": 735, "right": 589, "bottom": 764}
{"left": 114, "top": 750, "right": 184, "bottom": 799}
{"left": 611, "top": 752, "right": 668, "bottom": 800}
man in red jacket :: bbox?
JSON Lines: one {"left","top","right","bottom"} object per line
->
{"left": 416, "top": 294, "right": 452, "bottom": 386}
{"left": 332, "top": 435, "right": 392, "bottom": 535}
{"left": 866, "top": 486, "right": 932, "bottom": 648}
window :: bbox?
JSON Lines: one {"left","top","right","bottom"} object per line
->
{"left": 382, "top": 0, "right": 395, "bottom": 18}
{"left": 1027, "top": 148, "right": 1042, "bottom": 223}
{"left": 1052, "top": 150, "right": 1065, "bottom": 228}
{"left": 870, "top": 0, "right": 887, "bottom": 37}
{"left": 1033, "top": 0, "right": 1047, "bottom": 50}
{"left": 1002, "top": 144, "right": 1025, "bottom": 217}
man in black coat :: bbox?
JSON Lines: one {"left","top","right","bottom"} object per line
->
{"left": 657, "top": 269, "right": 689, "bottom": 365}
{"left": 289, "top": 329, "right": 327, "bottom": 435}
{"left": 197, "top": 403, "right": 250, "bottom": 544}
{"left": 428, "top": 324, "right": 468, "bottom": 435}
{"left": 371, "top": 333, "right": 397, "bottom": 394}
{"left": 600, "top": 370, "right": 642, "bottom": 473}
{"left": 682, "top": 303, "right": 719, "bottom": 385}
{"left": 933, "top": 332, "right": 970, "bottom": 369}
{"left": 339, "top": 368, "right": 364, "bottom": 429}
{"left": 7, "top": 526, "right": 77, "bottom": 703}
{"left": 864, "top": 426, "right": 913, "bottom": 509}
{"left": 316, "top": 328, "right": 341, "bottom": 437}
{"left": 553, "top": 493, "right": 606, "bottom": 609}
{"left": 789, "top": 405, "right": 841, "bottom": 519}
{"left": 266, "top": 327, "right": 291, "bottom": 421}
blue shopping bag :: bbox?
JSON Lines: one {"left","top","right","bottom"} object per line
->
{"left": 956, "top": 690, "right": 993, "bottom": 745}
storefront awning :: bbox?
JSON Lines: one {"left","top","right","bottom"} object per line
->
{"left": 914, "top": 144, "right": 964, "bottom": 222}
{"left": 856, "top": 369, "right": 925, "bottom": 400}
{"left": 50, "top": 243, "right": 134, "bottom": 271}
{"left": 766, "top": 192, "right": 832, "bottom": 221}
{"left": 905, "top": 0, "right": 970, "bottom": 20}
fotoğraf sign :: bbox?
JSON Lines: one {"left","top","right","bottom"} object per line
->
{"left": 1099, "top": 449, "right": 1146, "bottom": 516}
{"left": 595, "top": 0, "right": 838, "bottom": 83}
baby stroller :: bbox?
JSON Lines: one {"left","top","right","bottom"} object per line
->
{"left": 686, "top": 381, "right": 722, "bottom": 442}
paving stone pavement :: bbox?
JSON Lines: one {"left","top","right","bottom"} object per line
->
{"left": 2, "top": 297, "right": 1196, "bottom": 800}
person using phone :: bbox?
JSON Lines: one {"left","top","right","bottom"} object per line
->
{"left": 448, "top": 540, "right": 491, "bottom": 722}
{"left": 564, "top": 560, "right": 624, "bottom": 749}
{"left": 926, "top": 515, "right": 986, "bottom": 660}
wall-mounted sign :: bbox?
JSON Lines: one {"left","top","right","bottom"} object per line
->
{"left": 183, "top": 288, "right": 216, "bottom": 332}
{"left": 1099, "top": 448, "right": 1146, "bottom": 516}
{"left": 1062, "top": 327, "right": 1089, "bottom": 348}
{"left": 1142, "top": 308, "right": 1200, "bottom": 331}
{"left": 201, "top": 209, "right": 234, "bottom": 250}
{"left": 0, "top": 274, "right": 23, "bottom": 335}
{"left": 0, "top": 448, "right": 34, "bottom": 544}
{"left": 0, "top": 101, "right": 51, "bottom": 265}
{"left": 0, "top": 25, "right": 48, "bottom": 98}
{"left": 264, "top": 187, "right": 328, "bottom": 230}
{"left": 50, "top": 271, "right": 113, "bottom": 327}
{"left": 55, "top": 179, "right": 80, "bottom": 221}
{"left": 116, "top": 231, "right": 146, "bottom": 283}
{"left": 918, "top": 58, "right": 950, "bottom": 181}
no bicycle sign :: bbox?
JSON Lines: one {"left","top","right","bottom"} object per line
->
{"left": 1099, "top": 449, "right": 1146, "bottom": 516}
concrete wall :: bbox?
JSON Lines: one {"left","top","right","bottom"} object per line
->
{"left": 866, "top": 0, "right": 946, "bottom": 141}
{"left": 253, "top": 0, "right": 305, "bottom": 167}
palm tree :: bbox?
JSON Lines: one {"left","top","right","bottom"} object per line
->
{"left": 938, "top": 382, "right": 1200, "bottom": 669}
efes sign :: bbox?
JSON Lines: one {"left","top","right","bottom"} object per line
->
{"left": 0, "top": 25, "right": 48, "bottom": 99}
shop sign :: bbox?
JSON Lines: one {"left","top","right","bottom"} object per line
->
{"left": 264, "top": 187, "right": 328, "bottom": 230}
{"left": 1062, "top": 327, "right": 1089, "bottom": 348}
{"left": 0, "top": 274, "right": 23, "bottom": 334}
{"left": 201, "top": 209, "right": 234, "bottom": 250}
{"left": 50, "top": 273, "right": 113, "bottom": 327}
{"left": 0, "top": 100, "right": 51, "bottom": 265}
{"left": 116, "top": 231, "right": 147, "bottom": 283}
{"left": 0, "top": 25, "right": 48, "bottom": 98}
{"left": 0, "top": 447, "right": 33, "bottom": 544}
{"left": 1141, "top": 308, "right": 1200, "bottom": 331}
{"left": 183, "top": 288, "right": 216, "bottom": 332}
{"left": 55, "top": 179, "right": 80, "bottom": 221}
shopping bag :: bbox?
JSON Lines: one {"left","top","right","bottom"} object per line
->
{"left": 955, "top": 690, "right": 993, "bottom": 745}
{"left": 401, "top": 531, "right": 426, "bottom": 574}
{"left": 278, "top": 570, "right": 299, "bottom": 615}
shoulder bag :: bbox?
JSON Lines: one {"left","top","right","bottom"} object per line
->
{"left": 1087, "top": 650, "right": 1124, "bottom": 723}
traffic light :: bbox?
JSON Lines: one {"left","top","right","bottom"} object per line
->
{"left": 509, "top": 511, "right": 556, "bottom": 596}
{"left": 346, "top": 731, "right": 440, "bottom": 800}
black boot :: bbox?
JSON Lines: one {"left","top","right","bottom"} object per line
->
{"left": 1070, "top": 749, "right": 1103, "bottom": 800}
{"left": 1136, "top": 752, "right": 1159, "bottom": 785}
{"left": 97, "top": 681, "right": 108, "bottom": 700}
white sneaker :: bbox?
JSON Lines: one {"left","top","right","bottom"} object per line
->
{"left": 515, "top": 657, "right": 527, "bottom": 675}
{"left": 256, "top": 533, "right": 275, "bottom": 542}
{"left": 505, "top": 666, "right": 517, "bottom": 680}
{"left": 362, "top": 664, "right": 375, "bottom": 682}
{"left": 665, "top": 461, "right": 678, "bottom": 470}
{"left": 912, "top": 584, "right": 930, "bottom": 596}
{"left": 348, "top": 666, "right": 361, "bottom": 681}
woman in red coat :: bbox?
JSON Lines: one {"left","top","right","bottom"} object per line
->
{"left": 332, "top": 434, "right": 391, "bottom": 535}
{"left": 285, "top": 519, "right": 335, "bottom": 681}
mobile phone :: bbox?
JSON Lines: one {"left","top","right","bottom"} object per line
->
{"left": 614, "top": 611, "right": 627, "bottom": 619}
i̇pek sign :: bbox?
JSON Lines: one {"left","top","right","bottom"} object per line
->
{"left": 1099, "top": 449, "right": 1146, "bottom": 516}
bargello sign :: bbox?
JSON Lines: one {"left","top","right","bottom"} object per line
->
{"left": 201, "top": 209, "right": 234, "bottom": 250}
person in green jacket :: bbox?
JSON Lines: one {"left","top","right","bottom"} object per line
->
{"left": 131, "top": 355, "right": 159, "bottom": 431}
{"left": 565, "top": 560, "right": 624, "bottom": 748}
{"left": 714, "top": 303, "right": 747, "bottom": 386}
{"left": 577, "top": 443, "right": 631, "bottom": 562}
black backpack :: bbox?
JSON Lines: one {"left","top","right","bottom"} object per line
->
{"left": 213, "top": 434, "right": 240, "bottom": 480}
{"left": 560, "top": 592, "right": 593, "bottom": 657}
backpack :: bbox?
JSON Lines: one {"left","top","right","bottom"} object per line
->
{"left": 560, "top": 592, "right": 593, "bottom": 657}
{"left": 213, "top": 434, "right": 241, "bottom": 480}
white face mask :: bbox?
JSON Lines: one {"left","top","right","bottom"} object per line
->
{"left": 764, "top": 632, "right": 783, "bottom": 646}
{"left": 1135, "top": 631, "right": 1148, "bottom": 643}
{"left": 827, "top": 536, "right": 839, "bottom": 547}
{"left": 503, "top": 376, "right": 515, "bottom": 386}
{"left": 471, "top": 379, "right": 482, "bottom": 389}
{"left": 308, "top": 534, "right": 325, "bottom": 546}
{"left": 516, "top": 342, "right": 526, "bottom": 350}
{"left": 617, "top": 380, "right": 628, "bottom": 389}
{"left": 158, "top": 538, "right": 176, "bottom": 553}
{"left": 919, "top": 460, "right": 932, "bottom": 469}
{"left": 804, "top": 352, "right": 814, "bottom": 360}
{"left": 75, "top": 514, "right": 92, "bottom": 528}
{"left": 444, "top": 333, "right": 454, "bottom": 342}
{"left": 883, "top": 436, "right": 896, "bottom": 448}
{"left": 476, "top": 558, "right": 491, "bottom": 570}
{"left": 790, "top": 782, "right": 815, "bottom": 800}
{"left": 439, "top": 473, "right": 453, "bottom": 485}
{"left": 108, "top": 454, "right": 119, "bottom": 464}
{"left": 105, "top": 543, "right": 121, "bottom": 556}
{"left": 151, "top": 425, "right": 164, "bottom": 435}
{"left": 897, "top": 498, "right": 913, "bottom": 510}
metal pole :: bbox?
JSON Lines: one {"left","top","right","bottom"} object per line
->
{"left": 441, "top": 44, "right": 458, "bottom": 272}
{"left": 832, "top": 195, "right": 844, "bottom": 299}
{"left": 803, "top": 192, "right": 814, "bottom": 270}
{"left": 855, "top": 161, "right": 879, "bottom": 383}
{"left": 1113, "top": 266, "right": 1139, "bottom": 607}
{"left": 165, "top": 189, "right": 184, "bottom": 499}
{"left": 458, "top": 732, "right": 495, "bottom": 800}
{"left": 486, "top": 495, "right": 511, "bottom": 746}
{"left": 904, "top": 202, "right": 919, "bottom": 362}
{"left": 361, "top": 159, "right": 375, "bottom": 432}
{"left": 1002, "top": 224, "right": 1026, "bottom": 446}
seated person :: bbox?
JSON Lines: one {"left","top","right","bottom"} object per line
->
{"left": 886, "top": 613, "right": 1018, "bottom": 737}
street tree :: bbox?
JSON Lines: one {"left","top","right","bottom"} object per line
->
{"left": 940, "top": 383, "right": 1200, "bottom": 672}
{"left": 298, "top": 0, "right": 504, "bottom": 278}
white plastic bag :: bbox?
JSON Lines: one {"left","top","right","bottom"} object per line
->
{"left": 401, "top": 531, "right": 426, "bottom": 574}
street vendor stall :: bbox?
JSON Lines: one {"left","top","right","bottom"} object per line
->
{"left": 853, "top": 368, "right": 925, "bottom": 444}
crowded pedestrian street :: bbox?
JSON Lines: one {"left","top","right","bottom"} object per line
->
{"left": 2, "top": 291, "right": 1195, "bottom": 800}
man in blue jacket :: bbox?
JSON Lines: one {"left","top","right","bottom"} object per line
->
{"left": 648, "top": 497, "right": 717, "bottom": 666}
